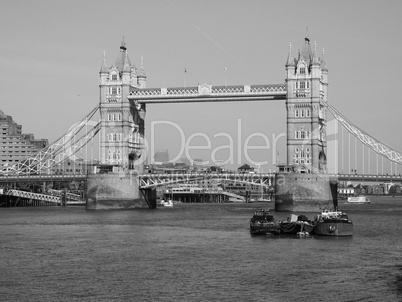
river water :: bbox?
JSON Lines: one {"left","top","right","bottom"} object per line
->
{"left": 1, "top": 196, "right": 401, "bottom": 302}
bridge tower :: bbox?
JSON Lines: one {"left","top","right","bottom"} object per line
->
{"left": 99, "top": 39, "right": 146, "bottom": 171}
{"left": 285, "top": 36, "right": 328, "bottom": 173}
{"left": 86, "top": 40, "right": 150, "bottom": 210}
{"left": 275, "top": 35, "right": 335, "bottom": 212}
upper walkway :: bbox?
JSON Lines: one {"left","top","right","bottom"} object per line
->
{"left": 128, "top": 83, "right": 287, "bottom": 103}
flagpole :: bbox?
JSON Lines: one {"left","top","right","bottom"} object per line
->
{"left": 184, "top": 68, "right": 187, "bottom": 88}
{"left": 224, "top": 67, "right": 227, "bottom": 87}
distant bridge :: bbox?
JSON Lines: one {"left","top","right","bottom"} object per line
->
{"left": 336, "top": 173, "right": 402, "bottom": 183}
{"left": 1, "top": 172, "right": 401, "bottom": 187}
{"left": 0, "top": 174, "right": 87, "bottom": 183}
{"left": 2, "top": 189, "right": 85, "bottom": 206}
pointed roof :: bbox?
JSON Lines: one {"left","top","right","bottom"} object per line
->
{"left": 115, "top": 37, "right": 132, "bottom": 71}
{"left": 100, "top": 50, "right": 109, "bottom": 73}
{"left": 312, "top": 41, "right": 320, "bottom": 66}
{"left": 122, "top": 51, "right": 131, "bottom": 72}
{"left": 300, "top": 37, "right": 313, "bottom": 66}
{"left": 286, "top": 42, "right": 295, "bottom": 67}
{"left": 138, "top": 56, "right": 146, "bottom": 77}
{"left": 321, "top": 48, "right": 328, "bottom": 71}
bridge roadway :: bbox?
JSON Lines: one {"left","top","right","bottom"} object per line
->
{"left": 1, "top": 173, "right": 401, "bottom": 186}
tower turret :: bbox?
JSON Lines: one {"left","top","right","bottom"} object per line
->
{"left": 137, "top": 56, "right": 147, "bottom": 88}
{"left": 98, "top": 39, "right": 145, "bottom": 169}
{"left": 285, "top": 34, "right": 328, "bottom": 173}
{"left": 100, "top": 51, "right": 108, "bottom": 85}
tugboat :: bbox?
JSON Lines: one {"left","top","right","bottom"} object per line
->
{"left": 249, "top": 209, "right": 278, "bottom": 235}
{"left": 313, "top": 209, "right": 353, "bottom": 236}
{"left": 277, "top": 214, "right": 314, "bottom": 235}
{"left": 313, "top": 181, "right": 353, "bottom": 236}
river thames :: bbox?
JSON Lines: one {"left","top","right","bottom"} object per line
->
{"left": 1, "top": 196, "right": 401, "bottom": 302}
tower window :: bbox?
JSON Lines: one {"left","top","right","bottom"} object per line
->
{"left": 112, "top": 74, "right": 117, "bottom": 81}
{"left": 300, "top": 67, "right": 306, "bottom": 74}
{"left": 300, "top": 81, "right": 306, "bottom": 89}
{"left": 295, "top": 110, "right": 299, "bottom": 117}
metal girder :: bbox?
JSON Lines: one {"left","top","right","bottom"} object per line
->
{"left": 139, "top": 173, "right": 274, "bottom": 189}
{"left": 1, "top": 107, "right": 99, "bottom": 175}
{"left": 6, "top": 189, "right": 61, "bottom": 204}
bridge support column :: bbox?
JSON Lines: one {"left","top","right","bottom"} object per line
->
{"left": 86, "top": 171, "right": 148, "bottom": 210}
{"left": 275, "top": 172, "right": 338, "bottom": 212}
{"left": 140, "top": 188, "right": 157, "bottom": 209}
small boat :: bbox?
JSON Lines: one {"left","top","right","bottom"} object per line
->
{"left": 313, "top": 210, "right": 353, "bottom": 236}
{"left": 277, "top": 214, "right": 314, "bottom": 235}
{"left": 257, "top": 197, "right": 271, "bottom": 202}
{"left": 249, "top": 209, "right": 278, "bottom": 235}
{"left": 347, "top": 196, "right": 370, "bottom": 203}
{"left": 160, "top": 199, "right": 174, "bottom": 207}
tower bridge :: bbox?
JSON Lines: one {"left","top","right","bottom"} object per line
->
{"left": 1, "top": 34, "right": 402, "bottom": 210}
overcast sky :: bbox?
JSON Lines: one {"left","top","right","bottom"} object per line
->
{"left": 1, "top": 0, "right": 401, "bottom": 173}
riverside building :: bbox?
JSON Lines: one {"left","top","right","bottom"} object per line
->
{"left": 0, "top": 110, "right": 48, "bottom": 172}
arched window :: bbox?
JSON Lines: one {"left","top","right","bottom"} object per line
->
{"left": 295, "top": 110, "right": 299, "bottom": 117}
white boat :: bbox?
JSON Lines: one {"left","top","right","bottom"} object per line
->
{"left": 347, "top": 196, "right": 370, "bottom": 203}
{"left": 160, "top": 199, "right": 174, "bottom": 207}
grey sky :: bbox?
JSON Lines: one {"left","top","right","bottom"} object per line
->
{"left": 1, "top": 0, "right": 401, "bottom": 172}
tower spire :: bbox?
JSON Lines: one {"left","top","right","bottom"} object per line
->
{"left": 321, "top": 48, "right": 328, "bottom": 71}
{"left": 312, "top": 41, "right": 320, "bottom": 65}
{"left": 138, "top": 56, "right": 146, "bottom": 76}
{"left": 100, "top": 50, "right": 108, "bottom": 73}
{"left": 120, "top": 36, "right": 127, "bottom": 51}
{"left": 286, "top": 42, "right": 295, "bottom": 67}
{"left": 122, "top": 50, "right": 130, "bottom": 72}
{"left": 305, "top": 26, "right": 310, "bottom": 43}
